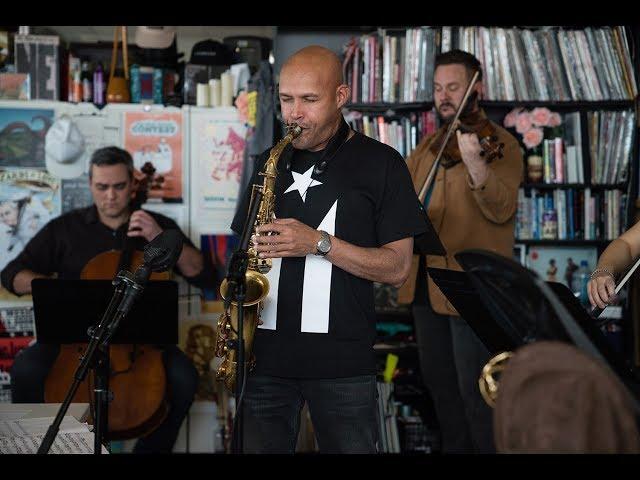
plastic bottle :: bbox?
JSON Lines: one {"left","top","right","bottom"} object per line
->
{"left": 81, "top": 61, "right": 92, "bottom": 103}
{"left": 93, "top": 62, "right": 104, "bottom": 105}
{"left": 576, "top": 260, "right": 591, "bottom": 306}
{"left": 73, "top": 70, "right": 82, "bottom": 103}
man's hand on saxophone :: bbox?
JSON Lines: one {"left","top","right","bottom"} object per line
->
{"left": 254, "top": 218, "right": 321, "bottom": 258}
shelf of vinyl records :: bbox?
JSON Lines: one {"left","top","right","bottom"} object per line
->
{"left": 345, "top": 100, "right": 636, "bottom": 111}
{"left": 516, "top": 187, "right": 627, "bottom": 242}
{"left": 342, "top": 26, "right": 637, "bottom": 104}
{"left": 345, "top": 106, "right": 636, "bottom": 174}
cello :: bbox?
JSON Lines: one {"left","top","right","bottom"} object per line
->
{"left": 44, "top": 162, "right": 171, "bottom": 440}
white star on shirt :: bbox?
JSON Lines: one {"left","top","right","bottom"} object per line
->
{"left": 284, "top": 165, "right": 323, "bottom": 202}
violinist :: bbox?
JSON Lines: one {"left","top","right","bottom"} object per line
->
{"left": 397, "top": 50, "right": 524, "bottom": 453}
{"left": 1, "top": 146, "right": 209, "bottom": 453}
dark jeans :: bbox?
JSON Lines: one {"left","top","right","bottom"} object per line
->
{"left": 242, "top": 374, "right": 378, "bottom": 454}
{"left": 10, "top": 342, "right": 198, "bottom": 453}
{"left": 413, "top": 304, "right": 495, "bottom": 453}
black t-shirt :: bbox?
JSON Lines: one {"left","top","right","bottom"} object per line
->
{"left": 231, "top": 132, "right": 428, "bottom": 378}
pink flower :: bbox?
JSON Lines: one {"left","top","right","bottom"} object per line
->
{"left": 234, "top": 90, "right": 249, "bottom": 123}
{"left": 515, "top": 111, "right": 533, "bottom": 134}
{"left": 503, "top": 107, "right": 524, "bottom": 128}
{"left": 523, "top": 127, "right": 544, "bottom": 149}
{"left": 548, "top": 112, "right": 562, "bottom": 127}
{"left": 530, "top": 107, "right": 552, "bottom": 127}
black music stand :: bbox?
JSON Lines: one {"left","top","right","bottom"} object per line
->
{"left": 426, "top": 267, "right": 519, "bottom": 354}
{"left": 32, "top": 279, "right": 178, "bottom": 345}
{"left": 447, "top": 249, "right": 640, "bottom": 400}
{"left": 31, "top": 278, "right": 179, "bottom": 452}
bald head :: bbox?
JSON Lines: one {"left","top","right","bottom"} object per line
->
{"left": 281, "top": 46, "right": 344, "bottom": 90}
{"left": 278, "top": 45, "right": 350, "bottom": 151}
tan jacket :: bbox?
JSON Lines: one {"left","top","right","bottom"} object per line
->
{"left": 397, "top": 112, "right": 524, "bottom": 315}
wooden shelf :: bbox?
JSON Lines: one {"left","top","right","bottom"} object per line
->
{"left": 515, "top": 239, "right": 610, "bottom": 246}
{"left": 373, "top": 341, "right": 418, "bottom": 353}
{"left": 522, "top": 183, "right": 627, "bottom": 190}
{"left": 344, "top": 100, "right": 635, "bottom": 112}
{"left": 481, "top": 100, "right": 635, "bottom": 110}
{"left": 345, "top": 102, "right": 433, "bottom": 111}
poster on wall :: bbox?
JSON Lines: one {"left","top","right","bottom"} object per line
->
{"left": 0, "top": 107, "right": 54, "bottom": 168}
{"left": 179, "top": 316, "right": 220, "bottom": 402}
{"left": 527, "top": 246, "right": 598, "bottom": 288}
{"left": 200, "top": 234, "right": 240, "bottom": 302}
{"left": 61, "top": 174, "right": 93, "bottom": 213}
{"left": 190, "top": 108, "right": 247, "bottom": 237}
{"left": 142, "top": 203, "right": 188, "bottom": 235}
{"left": 0, "top": 335, "right": 33, "bottom": 403}
{"left": 124, "top": 111, "right": 183, "bottom": 203}
{"left": 0, "top": 169, "right": 61, "bottom": 302}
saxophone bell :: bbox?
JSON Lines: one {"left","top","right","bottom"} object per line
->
{"left": 478, "top": 351, "right": 513, "bottom": 408}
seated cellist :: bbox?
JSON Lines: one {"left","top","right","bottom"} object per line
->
{"left": 1, "top": 146, "right": 210, "bottom": 453}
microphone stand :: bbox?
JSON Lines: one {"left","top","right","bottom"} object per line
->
{"left": 225, "top": 189, "right": 263, "bottom": 454}
{"left": 37, "top": 269, "right": 147, "bottom": 454}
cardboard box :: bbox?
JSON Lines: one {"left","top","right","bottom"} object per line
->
{"left": 14, "top": 34, "right": 60, "bottom": 100}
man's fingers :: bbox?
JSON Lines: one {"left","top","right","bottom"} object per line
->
{"left": 254, "top": 232, "right": 289, "bottom": 244}
{"left": 255, "top": 242, "right": 289, "bottom": 253}
{"left": 127, "top": 229, "right": 144, "bottom": 237}
{"left": 256, "top": 223, "right": 285, "bottom": 234}
{"left": 272, "top": 218, "right": 296, "bottom": 224}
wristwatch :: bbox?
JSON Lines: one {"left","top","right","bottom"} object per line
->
{"left": 315, "top": 230, "right": 332, "bottom": 256}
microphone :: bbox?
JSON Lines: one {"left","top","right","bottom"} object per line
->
{"left": 134, "top": 229, "right": 184, "bottom": 285}
{"left": 144, "top": 229, "right": 183, "bottom": 271}
{"left": 111, "top": 230, "right": 183, "bottom": 326}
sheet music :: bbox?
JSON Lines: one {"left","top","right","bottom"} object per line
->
{"left": 0, "top": 431, "right": 101, "bottom": 454}
{"left": 0, "top": 416, "right": 108, "bottom": 454}
{"left": 0, "top": 416, "right": 88, "bottom": 437}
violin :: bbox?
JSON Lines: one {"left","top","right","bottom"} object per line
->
{"left": 435, "top": 116, "right": 506, "bottom": 166}
{"left": 44, "top": 162, "right": 170, "bottom": 440}
{"left": 419, "top": 70, "right": 505, "bottom": 202}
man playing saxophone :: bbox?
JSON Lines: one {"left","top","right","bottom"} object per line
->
{"left": 230, "top": 46, "right": 429, "bottom": 453}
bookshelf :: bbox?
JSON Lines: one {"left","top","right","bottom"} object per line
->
{"left": 274, "top": 24, "right": 640, "bottom": 453}
{"left": 346, "top": 100, "right": 636, "bottom": 111}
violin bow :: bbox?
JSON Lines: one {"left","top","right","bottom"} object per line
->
{"left": 418, "top": 69, "right": 481, "bottom": 202}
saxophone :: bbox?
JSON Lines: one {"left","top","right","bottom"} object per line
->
{"left": 215, "top": 123, "right": 302, "bottom": 391}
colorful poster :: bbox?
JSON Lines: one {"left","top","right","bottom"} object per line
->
{"left": 527, "top": 246, "right": 598, "bottom": 288}
{"left": 124, "top": 111, "right": 183, "bottom": 202}
{"left": 0, "top": 107, "right": 53, "bottom": 168}
{"left": 190, "top": 108, "right": 247, "bottom": 236}
{"left": 0, "top": 73, "right": 31, "bottom": 100}
{"left": 61, "top": 174, "right": 92, "bottom": 213}
{"left": 0, "top": 336, "right": 33, "bottom": 403}
{"left": 200, "top": 234, "right": 239, "bottom": 302}
{"left": 0, "top": 169, "right": 61, "bottom": 301}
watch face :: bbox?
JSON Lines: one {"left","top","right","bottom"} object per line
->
{"left": 319, "top": 238, "right": 331, "bottom": 252}
{"left": 318, "top": 234, "right": 331, "bottom": 253}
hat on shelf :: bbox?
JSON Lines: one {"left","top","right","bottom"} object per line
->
{"left": 135, "top": 26, "right": 177, "bottom": 49}
{"left": 189, "top": 39, "right": 236, "bottom": 66}
{"left": 45, "top": 115, "right": 86, "bottom": 179}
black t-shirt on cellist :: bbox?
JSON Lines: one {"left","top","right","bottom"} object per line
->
{"left": 231, "top": 132, "right": 428, "bottom": 378}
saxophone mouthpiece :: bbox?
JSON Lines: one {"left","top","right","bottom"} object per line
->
{"left": 286, "top": 123, "right": 302, "bottom": 137}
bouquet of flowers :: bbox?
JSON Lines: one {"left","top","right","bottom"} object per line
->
{"left": 504, "top": 107, "right": 562, "bottom": 182}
